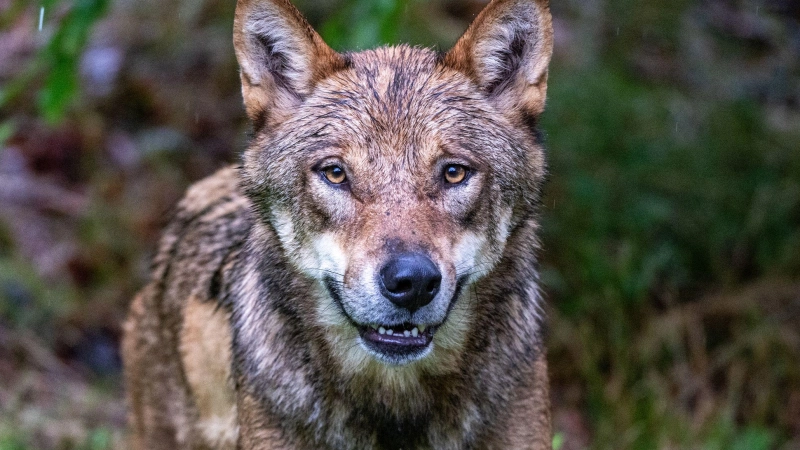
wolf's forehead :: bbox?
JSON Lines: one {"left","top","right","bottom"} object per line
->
{"left": 313, "top": 46, "right": 476, "bottom": 119}
{"left": 346, "top": 45, "right": 441, "bottom": 88}
{"left": 303, "top": 46, "right": 485, "bottom": 156}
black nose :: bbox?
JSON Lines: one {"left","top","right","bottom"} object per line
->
{"left": 379, "top": 253, "right": 442, "bottom": 312}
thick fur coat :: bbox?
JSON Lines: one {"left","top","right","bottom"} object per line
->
{"left": 122, "top": 0, "right": 555, "bottom": 448}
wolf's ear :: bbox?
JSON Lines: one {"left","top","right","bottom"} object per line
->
{"left": 233, "top": 0, "right": 346, "bottom": 127}
{"left": 444, "top": 0, "right": 553, "bottom": 117}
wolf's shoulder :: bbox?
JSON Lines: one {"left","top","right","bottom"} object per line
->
{"left": 163, "top": 165, "right": 252, "bottom": 248}
{"left": 176, "top": 165, "right": 248, "bottom": 218}
{"left": 148, "top": 166, "right": 253, "bottom": 302}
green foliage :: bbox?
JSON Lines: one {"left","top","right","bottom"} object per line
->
{"left": 540, "top": 63, "right": 800, "bottom": 448}
{"left": 0, "top": 120, "right": 15, "bottom": 147}
{"left": 319, "top": 0, "right": 419, "bottom": 50}
{"left": 0, "top": 427, "right": 115, "bottom": 450}
{"left": 541, "top": 67, "right": 800, "bottom": 313}
{"left": 552, "top": 432, "right": 565, "bottom": 450}
{"left": 0, "top": 0, "right": 109, "bottom": 125}
{"left": 39, "top": 0, "right": 110, "bottom": 123}
{"left": 701, "top": 418, "right": 778, "bottom": 450}
{"left": 0, "top": 434, "right": 26, "bottom": 450}
{"left": 83, "top": 428, "right": 114, "bottom": 450}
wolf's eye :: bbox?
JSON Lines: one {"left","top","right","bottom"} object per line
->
{"left": 443, "top": 165, "right": 468, "bottom": 185}
{"left": 322, "top": 165, "right": 347, "bottom": 184}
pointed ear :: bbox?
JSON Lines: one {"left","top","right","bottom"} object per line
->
{"left": 444, "top": 0, "right": 553, "bottom": 117}
{"left": 233, "top": 0, "right": 347, "bottom": 127}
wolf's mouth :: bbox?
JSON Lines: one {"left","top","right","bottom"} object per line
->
{"left": 323, "top": 277, "right": 438, "bottom": 360}
{"left": 324, "top": 275, "right": 470, "bottom": 363}
{"left": 358, "top": 322, "right": 435, "bottom": 356}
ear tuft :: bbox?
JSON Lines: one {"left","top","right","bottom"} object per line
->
{"left": 234, "top": 0, "right": 346, "bottom": 127}
{"left": 444, "top": 0, "right": 553, "bottom": 117}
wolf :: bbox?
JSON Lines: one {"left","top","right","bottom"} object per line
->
{"left": 122, "top": 0, "right": 554, "bottom": 448}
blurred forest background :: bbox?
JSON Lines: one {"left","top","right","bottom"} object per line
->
{"left": 1, "top": 0, "right": 799, "bottom": 448}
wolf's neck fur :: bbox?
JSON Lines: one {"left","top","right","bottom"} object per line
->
{"left": 227, "top": 218, "right": 545, "bottom": 449}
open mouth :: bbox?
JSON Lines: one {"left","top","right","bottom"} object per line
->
{"left": 323, "top": 275, "right": 460, "bottom": 362}
{"left": 357, "top": 322, "right": 435, "bottom": 358}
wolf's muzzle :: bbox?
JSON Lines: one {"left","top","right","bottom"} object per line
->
{"left": 378, "top": 253, "right": 441, "bottom": 313}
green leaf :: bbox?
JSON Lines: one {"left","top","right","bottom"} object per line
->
{"left": 0, "top": 120, "right": 16, "bottom": 147}
{"left": 552, "top": 432, "right": 565, "bottom": 450}
{"left": 730, "top": 427, "right": 776, "bottom": 450}
{"left": 33, "top": 0, "right": 110, "bottom": 123}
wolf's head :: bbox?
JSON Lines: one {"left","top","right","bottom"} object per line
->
{"left": 234, "top": 0, "right": 552, "bottom": 371}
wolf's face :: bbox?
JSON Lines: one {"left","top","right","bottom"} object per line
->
{"left": 235, "top": 0, "right": 552, "bottom": 369}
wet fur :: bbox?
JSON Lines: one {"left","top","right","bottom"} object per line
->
{"left": 123, "top": 0, "right": 554, "bottom": 448}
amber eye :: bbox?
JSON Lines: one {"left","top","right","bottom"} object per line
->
{"left": 443, "top": 164, "right": 468, "bottom": 184}
{"left": 322, "top": 165, "right": 347, "bottom": 184}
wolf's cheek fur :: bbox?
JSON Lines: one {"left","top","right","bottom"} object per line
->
{"left": 269, "top": 207, "right": 301, "bottom": 263}
{"left": 452, "top": 206, "right": 513, "bottom": 283}
{"left": 311, "top": 232, "right": 349, "bottom": 278}
{"left": 270, "top": 204, "right": 349, "bottom": 277}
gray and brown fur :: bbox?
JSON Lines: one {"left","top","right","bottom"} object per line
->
{"left": 122, "top": 0, "right": 555, "bottom": 448}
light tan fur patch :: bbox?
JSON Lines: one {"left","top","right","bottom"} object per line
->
{"left": 179, "top": 296, "right": 238, "bottom": 448}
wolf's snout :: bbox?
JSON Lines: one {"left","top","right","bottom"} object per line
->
{"left": 378, "top": 253, "right": 441, "bottom": 312}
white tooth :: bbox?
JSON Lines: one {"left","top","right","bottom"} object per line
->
{"left": 386, "top": 329, "right": 394, "bottom": 335}
{"left": 403, "top": 330, "right": 410, "bottom": 337}
{"left": 379, "top": 327, "right": 386, "bottom": 335}
{"left": 411, "top": 328, "right": 419, "bottom": 337}
{"left": 418, "top": 324, "right": 426, "bottom": 332}
{"left": 371, "top": 324, "right": 378, "bottom": 330}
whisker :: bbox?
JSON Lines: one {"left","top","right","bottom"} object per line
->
{"left": 455, "top": 261, "right": 495, "bottom": 277}
{"left": 302, "top": 267, "right": 346, "bottom": 278}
